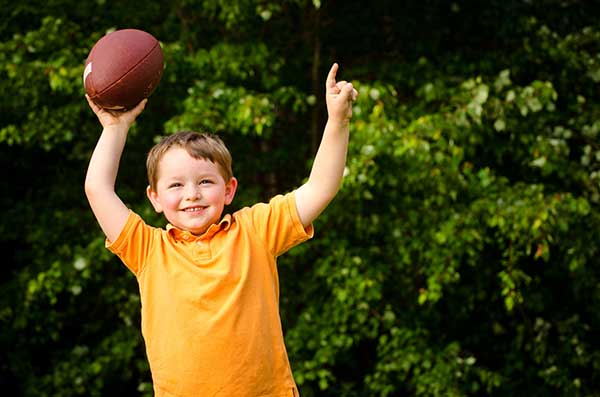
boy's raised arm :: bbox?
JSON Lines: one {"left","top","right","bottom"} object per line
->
{"left": 84, "top": 96, "right": 147, "bottom": 243}
{"left": 295, "top": 63, "right": 358, "bottom": 227}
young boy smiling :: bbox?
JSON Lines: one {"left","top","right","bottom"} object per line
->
{"left": 145, "top": 134, "right": 237, "bottom": 235}
{"left": 84, "top": 63, "right": 358, "bottom": 396}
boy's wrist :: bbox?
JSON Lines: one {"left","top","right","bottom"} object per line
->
{"left": 103, "top": 124, "right": 130, "bottom": 134}
{"left": 326, "top": 116, "right": 350, "bottom": 129}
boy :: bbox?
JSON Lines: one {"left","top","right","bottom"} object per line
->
{"left": 84, "top": 63, "right": 358, "bottom": 396}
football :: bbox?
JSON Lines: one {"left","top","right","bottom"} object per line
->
{"left": 83, "top": 29, "right": 163, "bottom": 110}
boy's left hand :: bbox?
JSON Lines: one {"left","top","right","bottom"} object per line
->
{"left": 325, "top": 63, "right": 358, "bottom": 123}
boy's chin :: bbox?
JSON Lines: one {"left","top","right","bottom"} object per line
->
{"left": 169, "top": 210, "right": 224, "bottom": 235}
{"left": 187, "top": 220, "right": 219, "bottom": 236}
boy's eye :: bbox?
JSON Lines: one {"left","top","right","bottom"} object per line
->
{"left": 168, "top": 183, "right": 183, "bottom": 188}
{"left": 199, "top": 179, "right": 213, "bottom": 185}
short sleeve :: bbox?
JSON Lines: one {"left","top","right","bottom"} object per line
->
{"left": 244, "top": 191, "right": 314, "bottom": 256}
{"left": 106, "top": 210, "right": 159, "bottom": 277}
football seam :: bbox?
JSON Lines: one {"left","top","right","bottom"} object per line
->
{"left": 90, "top": 40, "right": 161, "bottom": 99}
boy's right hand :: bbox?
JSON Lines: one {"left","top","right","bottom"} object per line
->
{"left": 84, "top": 95, "right": 147, "bottom": 243}
{"left": 86, "top": 95, "right": 147, "bottom": 129}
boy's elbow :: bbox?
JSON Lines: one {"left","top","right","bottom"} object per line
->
{"left": 310, "top": 179, "right": 341, "bottom": 202}
{"left": 296, "top": 184, "right": 338, "bottom": 227}
{"left": 322, "top": 181, "right": 342, "bottom": 203}
{"left": 84, "top": 180, "right": 98, "bottom": 203}
{"left": 306, "top": 181, "right": 339, "bottom": 208}
{"left": 84, "top": 178, "right": 110, "bottom": 202}
{"left": 84, "top": 176, "right": 97, "bottom": 197}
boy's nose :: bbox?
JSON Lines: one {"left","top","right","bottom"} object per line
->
{"left": 184, "top": 184, "right": 201, "bottom": 200}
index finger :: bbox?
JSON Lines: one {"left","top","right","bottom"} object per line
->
{"left": 326, "top": 63, "right": 339, "bottom": 89}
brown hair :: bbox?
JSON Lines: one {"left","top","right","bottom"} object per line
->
{"left": 146, "top": 131, "right": 233, "bottom": 190}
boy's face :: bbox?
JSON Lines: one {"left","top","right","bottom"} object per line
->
{"left": 146, "top": 147, "right": 237, "bottom": 235}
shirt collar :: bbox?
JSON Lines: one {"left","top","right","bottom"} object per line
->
{"left": 167, "top": 214, "right": 232, "bottom": 241}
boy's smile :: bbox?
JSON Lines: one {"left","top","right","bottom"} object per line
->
{"left": 146, "top": 147, "right": 237, "bottom": 235}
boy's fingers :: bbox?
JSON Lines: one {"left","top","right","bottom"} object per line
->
{"left": 340, "top": 82, "right": 354, "bottom": 101}
{"left": 326, "top": 63, "right": 339, "bottom": 89}
{"left": 129, "top": 98, "right": 148, "bottom": 118}
{"left": 85, "top": 94, "right": 98, "bottom": 111}
{"left": 336, "top": 80, "right": 348, "bottom": 89}
{"left": 133, "top": 98, "right": 148, "bottom": 111}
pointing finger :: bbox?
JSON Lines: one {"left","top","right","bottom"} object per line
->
{"left": 326, "top": 63, "right": 339, "bottom": 90}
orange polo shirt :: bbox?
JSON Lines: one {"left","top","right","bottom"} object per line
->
{"left": 107, "top": 192, "right": 313, "bottom": 397}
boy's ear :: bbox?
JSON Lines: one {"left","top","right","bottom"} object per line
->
{"left": 224, "top": 177, "right": 238, "bottom": 205}
{"left": 146, "top": 185, "right": 164, "bottom": 213}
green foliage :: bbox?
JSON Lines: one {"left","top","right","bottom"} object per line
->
{"left": 0, "top": 16, "right": 87, "bottom": 149}
{"left": 2, "top": 1, "right": 600, "bottom": 396}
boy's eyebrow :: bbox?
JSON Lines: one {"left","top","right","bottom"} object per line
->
{"left": 162, "top": 171, "right": 220, "bottom": 180}
{"left": 195, "top": 171, "right": 221, "bottom": 178}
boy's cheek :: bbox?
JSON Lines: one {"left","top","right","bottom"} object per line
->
{"left": 162, "top": 195, "right": 181, "bottom": 211}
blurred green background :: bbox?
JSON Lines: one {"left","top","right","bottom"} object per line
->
{"left": 2, "top": 0, "right": 600, "bottom": 395}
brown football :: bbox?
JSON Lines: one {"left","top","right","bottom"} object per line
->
{"left": 83, "top": 29, "right": 163, "bottom": 110}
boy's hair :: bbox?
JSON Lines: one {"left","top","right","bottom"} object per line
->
{"left": 146, "top": 131, "right": 233, "bottom": 190}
